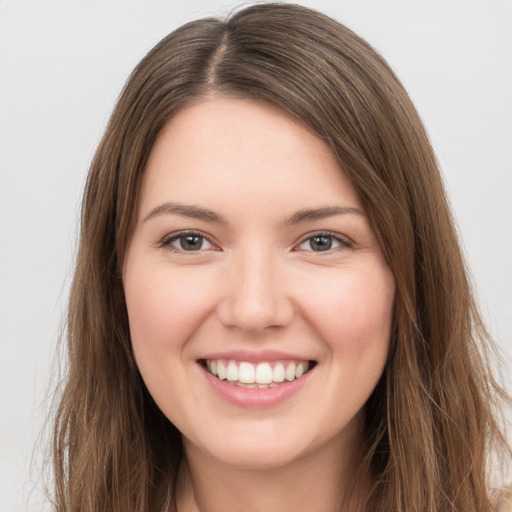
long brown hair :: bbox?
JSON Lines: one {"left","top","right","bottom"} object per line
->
{"left": 52, "top": 3, "right": 510, "bottom": 511}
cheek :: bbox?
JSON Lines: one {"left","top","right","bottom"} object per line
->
{"left": 299, "top": 264, "right": 395, "bottom": 359}
{"left": 124, "top": 261, "right": 217, "bottom": 359}
{"left": 123, "top": 260, "right": 222, "bottom": 418}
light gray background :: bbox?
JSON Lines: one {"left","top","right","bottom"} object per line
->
{"left": 1, "top": 1, "right": 511, "bottom": 510}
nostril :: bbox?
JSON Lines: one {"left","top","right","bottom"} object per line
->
{"left": 216, "top": 294, "right": 295, "bottom": 333}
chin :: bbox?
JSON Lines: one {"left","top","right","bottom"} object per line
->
{"left": 182, "top": 415, "right": 358, "bottom": 472}
{"left": 192, "top": 439, "right": 310, "bottom": 470}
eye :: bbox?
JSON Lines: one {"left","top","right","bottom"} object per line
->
{"left": 161, "top": 232, "right": 215, "bottom": 252}
{"left": 296, "top": 232, "right": 352, "bottom": 252}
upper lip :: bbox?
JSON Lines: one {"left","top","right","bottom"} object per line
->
{"left": 199, "top": 350, "right": 314, "bottom": 363}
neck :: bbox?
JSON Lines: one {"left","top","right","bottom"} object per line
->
{"left": 175, "top": 427, "right": 367, "bottom": 512}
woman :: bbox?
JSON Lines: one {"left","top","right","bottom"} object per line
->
{"left": 52, "top": 3, "right": 510, "bottom": 511}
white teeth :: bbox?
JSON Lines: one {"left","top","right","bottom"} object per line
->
{"left": 239, "top": 362, "right": 256, "bottom": 384}
{"left": 295, "top": 363, "right": 305, "bottom": 378}
{"left": 226, "top": 360, "right": 238, "bottom": 381}
{"left": 285, "top": 362, "right": 296, "bottom": 381}
{"left": 272, "top": 362, "right": 285, "bottom": 382}
{"left": 235, "top": 382, "right": 258, "bottom": 388}
{"left": 217, "top": 361, "right": 227, "bottom": 380}
{"left": 255, "top": 362, "right": 273, "bottom": 384}
{"left": 205, "top": 359, "right": 312, "bottom": 385}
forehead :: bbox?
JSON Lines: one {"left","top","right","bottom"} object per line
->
{"left": 138, "top": 96, "right": 362, "bottom": 219}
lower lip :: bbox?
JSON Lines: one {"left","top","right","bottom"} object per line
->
{"left": 200, "top": 364, "right": 313, "bottom": 409}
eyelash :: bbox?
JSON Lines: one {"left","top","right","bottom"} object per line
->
{"left": 158, "top": 230, "right": 353, "bottom": 254}
{"left": 159, "top": 231, "right": 217, "bottom": 253}
{"left": 296, "top": 231, "right": 353, "bottom": 253}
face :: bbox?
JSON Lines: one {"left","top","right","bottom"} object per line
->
{"left": 123, "top": 97, "right": 395, "bottom": 470}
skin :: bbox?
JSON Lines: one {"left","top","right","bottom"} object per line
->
{"left": 123, "top": 96, "right": 395, "bottom": 512}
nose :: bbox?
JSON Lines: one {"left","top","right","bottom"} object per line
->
{"left": 216, "top": 249, "right": 294, "bottom": 333}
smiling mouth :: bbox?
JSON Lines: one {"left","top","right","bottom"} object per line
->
{"left": 200, "top": 359, "right": 316, "bottom": 388}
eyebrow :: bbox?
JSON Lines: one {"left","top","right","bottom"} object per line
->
{"left": 143, "top": 202, "right": 364, "bottom": 224}
{"left": 284, "top": 206, "right": 365, "bottom": 224}
{"left": 143, "top": 202, "right": 226, "bottom": 224}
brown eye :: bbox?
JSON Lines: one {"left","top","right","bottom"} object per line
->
{"left": 297, "top": 233, "right": 352, "bottom": 252}
{"left": 309, "top": 235, "right": 333, "bottom": 251}
{"left": 180, "top": 235, "right": 203, "bottom": 250}
{"left": 163, "top": 232, "right": 214, "bottom": 252}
